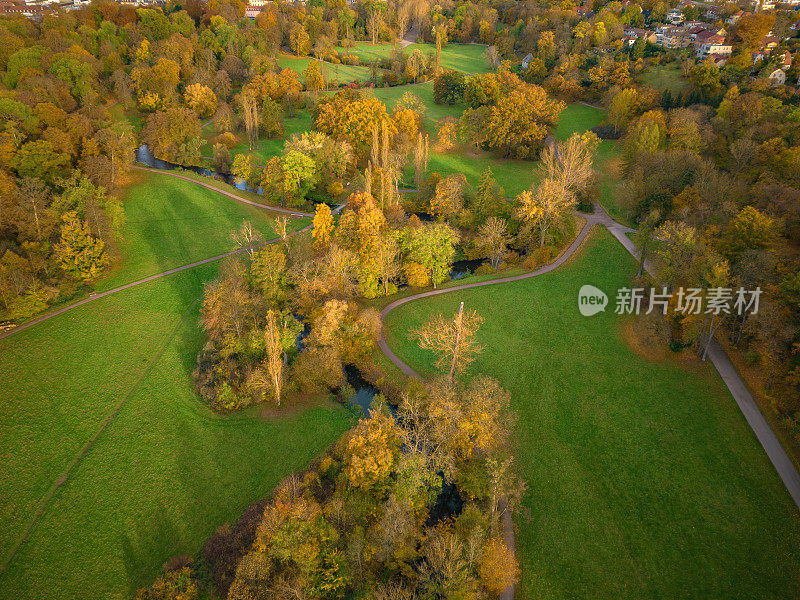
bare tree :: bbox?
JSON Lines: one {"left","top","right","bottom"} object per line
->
{"left": 411, "top": 302, "right": 483, "bottom": 379}
{"left": 541, "top": 132, "right": 598, "bottom": 196}
{"left": 730, "top": 137, "right": 756, "bottom": 176}
{"left": 485, "top": 45, "right": 500, "bottom": 69}
{"left": 241, "top": 93, "right": 259, "bottom": 151}
{"left": 231, "top": 219, "right": 265, "bottom": 260}
{"left": 273, "top": 216, "right": 289, "bottom": 250}
{"left": 367, "top": 10, "right": 383, "bottom": 45}
{"left": 263, "top": 309, "right": 284, "bottom": 404}
{"left": 395, "top": 4, "right": 410, "bottom": 39}
{"left": 476, "top": 217, "right": 511, "bottom": 271}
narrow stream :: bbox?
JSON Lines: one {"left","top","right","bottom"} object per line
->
{"left": 136, "top": 144, "right": 263, "bottom": 195}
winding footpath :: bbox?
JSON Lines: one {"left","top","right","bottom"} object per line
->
{"left": 3, "top": 167, "right": 799, "bottom": 594}
{"left": 0, "top": 168, "right": 336, "bottom": 342}
{"left": 379, "top": 202, "right": 800, "bottom": 517}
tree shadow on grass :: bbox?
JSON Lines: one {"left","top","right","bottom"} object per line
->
{"left": 120, "top": 502, "right": 183, "bottom": 596}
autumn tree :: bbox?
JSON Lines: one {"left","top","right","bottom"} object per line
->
{"left": 479, "top": 538, "right": 519, "bottom": 595}
{"left": 312, "top": 202, "right": 334, "bottom": 249}
{"left": 142, "top": 106, "right": 202, "bottom": 164}
{"left": 430, "top": 173, "right": 467, "bottom": 221}
{"left": 484, "top": 85, "right": 564, "bottom": 159}
{"left": 315, "top": 94, "right": 394, "bottom": 157}
{"left": 302, "top": 60, "right": 324, "bottom": 91}
{"left": 344, "top": 406, "right": 401, "bottom": 493}
{"left": 53, "top": 211, "right": 109, "bottom": 282}
{"left": 184, "top": 83, "right": 217, "bottom": 118}
{"left": 411, "top": 302, "right": 483, "bottom": 379}
{"left": 476, "top": 217, "right": 511, "bottom": 271}
{"left": 516, "top": 179, "right": 575, "bottom": 248}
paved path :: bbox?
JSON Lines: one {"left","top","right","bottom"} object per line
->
{"left": 0, "top": 173, "right": 341, "bottom": 342}
{"left": 378, "top": 201, "right": 800, "bottom": 518}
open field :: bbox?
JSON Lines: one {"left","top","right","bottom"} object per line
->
{"left": 382, "top": 228, "right": 800, "bottom": 600}
{"left": 99, "top": 170, "right": 309, "bottom": 291}
{"left": 277, "top": 55, "right": 374, "bottom": 83}
{"left": 399, "top": 102, "right": 610, "bottom": 196}
{"left": 369, "top": 81, "right": 462, "bottom": 131}
{"left": 0, "top": 175, "right": 351, "bottom": 599}
{"left": 640, "top": 63, "right": 690, "bottom": 95}
{"left": 405, "top": 42, "right": 492, "bottom": 74}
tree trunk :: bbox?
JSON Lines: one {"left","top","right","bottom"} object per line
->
{"left": 449, "top": 301, "right": 464, "bottom": 380}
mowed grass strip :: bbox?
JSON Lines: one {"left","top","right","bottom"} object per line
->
{"left": 0, "top": 264, "right": 353, "bottom": 599}
{"left": 383, "top": 228, "right": 800, "bottom": 599}
{"left": 99, "top": 171, "right": 309, "bottom": 291}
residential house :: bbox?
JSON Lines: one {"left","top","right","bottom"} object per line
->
{"left": 698, "top": 40, "right": 732, "bottom": 59}
{"left": 656, "top": 25, "right": 692, "bottom": 49}
{"left": 521, "top": 53, "right": 534, "bottom": 69}
{"left": 726, "top": 10, "right": 747, "bottom": 25}
{"left": 761, "top": 35, "right": 780, "bottom": 55}
{"left": 666, "top": 8, "right": 685, "bottom": 24}
{"left": 622, "top": 27, "right": 656, "bottom": 47}
{"left": 781, "top": 50, "right": 793, "bottom": 70}
{"left": 245, "top": 5, "right": 262, "bottom": 18}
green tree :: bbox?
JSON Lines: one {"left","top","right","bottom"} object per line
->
{"left": 11, "top": 140, "right": 69, "bottom": 184}
{"left": 433, "top": 70, "right": 466, "bottom": 105}
{"left": 282, "top": 150, "right": 317, "bottom": 206}
{"left": 400, "top": 222, "right": 458, "bottom": 288}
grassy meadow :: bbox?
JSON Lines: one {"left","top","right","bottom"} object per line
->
{"left": 99, "top": 170, "right": 309, "bottom": 291}
{"left": 0, "top": 174, "right": 351, "bottom": 599}
{"left": 382, "top": 228, "right": 800, "bottom": 600}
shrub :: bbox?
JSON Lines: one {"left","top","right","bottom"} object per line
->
{"left": 523, "top": 246, "right": 554, "bottom": 270}
{"left": 404, "top": 262, "right": 430, "bottom": 287}
{"left": 478, "top": 538, "right": 519, "bottom": 594}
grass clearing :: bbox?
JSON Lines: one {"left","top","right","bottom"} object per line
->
{"left": 405, "top": 42, "right": 492, "bottom": 75}
{"left": 99, "top": 170, "right": 309, "bottom": 291}
{"left": 0, "top": 172, "right": 351, "bottom": 598}
{"left": 383, "top": 228, "right": 800, "bottom": 599}
{"left": 277, "top": 55, "right": 374, "bottom": 83}
{"left": 0, "top": 266, "right": 353, "bottom": 600}
{"left": 640, "top": 63, "right": 689, "bottom": 95}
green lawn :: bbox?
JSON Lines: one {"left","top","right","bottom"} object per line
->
{"left": 403, "top": 150, "right": 540, "bottom": 198}
{"left": 554, "top": 102, "right": 605, "bottom": 140}
{"left": 336, "top": 41, "right": 398, "bottom": 61}
{"left": 277, "top": 55, "right": 374, "bottom": 83}
{"left": 226, "top": 111, "right": 315, "bottom": 166}
{"left": 99, "top": 171, "right": 309, "bottom": 291}
{"left": 383, "top": 228, "right": 800, "bottom": 600}
{"left": 640, "top": 63, "right": 689, "bottom": 95}
{"left": 369, "top": 81, "right": 463, "bottom": 132}
{"left": 0, "top": 175, "right": 351, "bottom": 599}
{"left": 109, "top": 103, "right": 144, "bottom": 133}
{"left": 405, "top": 42, "right": 492, "bottom": 75}
{"left": 397, "top": 102, "right": 610, "bottom": 197}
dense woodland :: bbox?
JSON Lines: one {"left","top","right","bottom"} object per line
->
{"left": 2, "top": 0, "right": 800, "bottom": 595}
